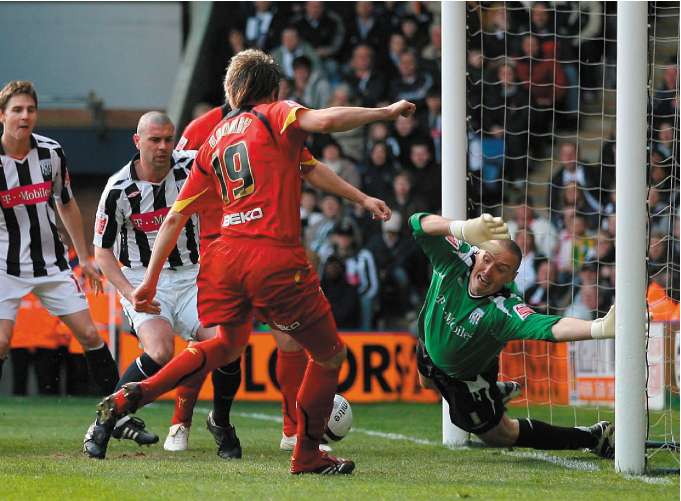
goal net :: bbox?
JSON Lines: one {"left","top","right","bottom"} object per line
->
{"left": 465, "top": 1, "right": 679, "bottom": 469}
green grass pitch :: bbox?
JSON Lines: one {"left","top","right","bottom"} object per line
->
{"left": 0, "top": 397, "right": 677, "bottom": 500}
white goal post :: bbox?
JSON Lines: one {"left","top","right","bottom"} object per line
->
{"left": 614, "top": 0, "right": 648, "bottom": 475}
{"left": 440, "top": 0, "right": 471, "bottom": 447}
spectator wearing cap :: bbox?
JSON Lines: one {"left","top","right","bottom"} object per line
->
{"left": 342, "top": 44, "right": 387, "bottom": 108}
{"left": 271, "top": 25, "right": 321, "bottom": 79}
{"left": 290, "top": 55, "right": 331, "bottom": 110}
{"left": 292, "top": 1, "right": 345, "bottom": 80}
{"left": 328, "top": 221, "right": 379, "bottom": 330}
{"left": 320, "top": 255, "right": 360, "bottom": 329}
{"left": 366, "top": 212, "right": 425, "bottom": 324}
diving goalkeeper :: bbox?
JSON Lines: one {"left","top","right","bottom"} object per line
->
{"left": 410, "top": 212, "right": 615, "bottom": 458}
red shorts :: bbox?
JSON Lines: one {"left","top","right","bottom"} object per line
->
{"left": 197, "top": 237, "right": 331, "bottom": 332}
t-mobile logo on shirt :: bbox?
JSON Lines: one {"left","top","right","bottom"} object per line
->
{"left": 0, "top": 181, "right": 52, "bottom": 208}
{"left": 131, "top": 207, "right": 170, "bottom": 232}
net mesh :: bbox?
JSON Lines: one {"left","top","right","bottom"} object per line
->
{"left": 466, "top": 1, "right": 679, "bottom": 468}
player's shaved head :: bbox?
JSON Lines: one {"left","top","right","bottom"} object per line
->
{"left": 479, "top": 239, "right": 522, "bottom": 272}
{"left": 137, "top": 111, "right": 174, "bottom": 135}
{"left": 469, "top": 239, "right": 521, "bottom": 297}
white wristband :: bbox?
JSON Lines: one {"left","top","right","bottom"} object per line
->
{"left": 590, "top": 318, "right": 603, "bottom": 339}
{"left": 449, "top": 220, "right": 465, "bottom": 240}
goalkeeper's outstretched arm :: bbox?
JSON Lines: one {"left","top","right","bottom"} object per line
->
{"left": 552, "top": 305, "right": 616, "bottom": 341}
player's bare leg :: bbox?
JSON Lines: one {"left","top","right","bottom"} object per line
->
{"left": 288, "top": 312, "right": 355, "bottom": 475}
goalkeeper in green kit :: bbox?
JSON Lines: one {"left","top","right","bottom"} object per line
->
{"left": 410, "top": 212, "right": 615, "bottom": 458}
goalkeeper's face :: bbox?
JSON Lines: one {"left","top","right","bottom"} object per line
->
{"left": 470, "top": 245, "right": 519, "bottom": 296}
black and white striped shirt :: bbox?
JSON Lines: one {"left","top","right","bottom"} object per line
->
{"left": 94, "top": 150, "right": 200, "bottom": 269}
{"left": 0, "top": 134, "right": 72, "bottom": 278}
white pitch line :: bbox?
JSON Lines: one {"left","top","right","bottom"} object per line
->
{"left": 501, "top": 450, "right": 600, "bottom": 472}
{"left": 348, "top": 428, "right": 441, "bottom": 447}
{"left": 198, "top": 407, "right": 674, "bottom": 483}
{"left": 622, "top": 474, "right": 672, "bottom": 485}
{"left": 229, "top": 410, "right": 441, "bottom": 446}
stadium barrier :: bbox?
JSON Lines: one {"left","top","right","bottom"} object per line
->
{"left": 118, "top": 331, "right": 441, "bottom": 403}
{"left": 117, "top": 324, "right": 680, "bottom": 407}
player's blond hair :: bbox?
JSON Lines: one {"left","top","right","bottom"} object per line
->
{"left": 0, "top": 80, "right": 38, "bottom": 111}
{"left": 224, "top": 49, "right": 283, "bottom": 109}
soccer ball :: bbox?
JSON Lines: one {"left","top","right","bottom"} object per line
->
{"left": 323, "top": 394, "right": 353, "bottom": 443}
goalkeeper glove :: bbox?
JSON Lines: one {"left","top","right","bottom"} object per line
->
{"left": 591, "top": 305, "right": 615, "bottom": 339}
{"left": 449, "top": 213, "right": 510, "bottom": 246}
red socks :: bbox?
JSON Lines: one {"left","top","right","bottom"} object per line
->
{"left": 112, "top": 336, "right": 238, "bottom": 414}
{"left": 293, "top": 360, "right": 339, "bottom": 461}
{"left": 171, "top": 380, "right": 203, "bottom": 426}
{"left": 277, "top": 349, "right": 308, "bottom": 436}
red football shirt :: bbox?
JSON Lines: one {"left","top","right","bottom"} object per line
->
{"left": 176, "top": 106, "right": 229, "bottom": 246}
{"left": 176, "top": 105, "right": 229, "bottom": 151}
{"left": 173, "top": 100, "right": 316, "bottom": 246}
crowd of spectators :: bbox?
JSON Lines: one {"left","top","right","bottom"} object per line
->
{"left": 195, "top": 1, "right": 678, "bottom": 329}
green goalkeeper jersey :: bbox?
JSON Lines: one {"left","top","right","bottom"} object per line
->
{"left": 410, "top": 213, "right": 561, "bottom": 379}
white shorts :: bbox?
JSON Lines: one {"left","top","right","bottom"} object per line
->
{"left": 0, "top": 269, "right": 89, "bottom": 320}
{"left": 119, "top": 265, "right": 201, "bottom": 342}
